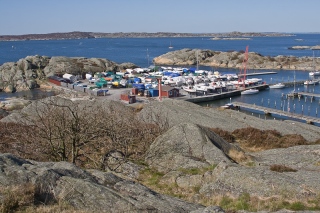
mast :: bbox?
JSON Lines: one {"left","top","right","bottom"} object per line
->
{"left": 196, "top": 50, "right": 199, "bottom": 71}
{"left": 293, "top": 70, "right": 296, "bottom": 92}
{"left": 239, "top": 46, "right": 249, "bottom": 88}
{"left": 147, "top": 48, "right": 150, "bottom": 67}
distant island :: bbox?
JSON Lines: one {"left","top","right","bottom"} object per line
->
{"left": 0, "top": 31, "right": 294, "bottom": 41}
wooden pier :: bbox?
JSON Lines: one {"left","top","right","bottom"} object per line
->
{"left": 238, "top": 71, "right": 277, "bottom": 77}
{"left": 177, "top": 85, "right": 269, "bottom": 103}
{"left": 232, "top": 101, "right": 320, "bottom": 124}
{"left": 297, "top": 92, "right": 320, "bottom": 99}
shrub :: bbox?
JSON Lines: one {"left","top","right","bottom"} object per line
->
{"left": 210, "top": 128, "right": 235, "bottom": 143}
{"left": 232, "top": 127, "right": 308, "bottom": 151}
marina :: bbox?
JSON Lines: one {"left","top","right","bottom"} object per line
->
{"left": 1, "top": 35, "right": 320, "bottom": 123}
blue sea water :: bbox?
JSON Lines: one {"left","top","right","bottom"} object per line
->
{"left": 1, "top": 34, "right": 320, "bottom": 122}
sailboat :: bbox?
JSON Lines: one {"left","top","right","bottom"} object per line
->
{"left": 287, "top": 71, "right": 298, "bottom": 97}
{"left": 169, "top": 41, "right": 173, "bottom": 49}
{"left": 309, "top": 51, "right": 320, "bottom": 77}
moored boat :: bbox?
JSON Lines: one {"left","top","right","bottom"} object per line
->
{"left": 309, "top": 71, "right": 320, "bottom": 77}
{"left": 304, "top": 79, "right": 319, "bottom": 85}
{"left": 241, "top": 88, "right": 259, "bottom": 95}
{"left": 269, "top": 83, "right": 285, "bottom": 89}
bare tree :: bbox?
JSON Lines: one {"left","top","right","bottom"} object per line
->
{"left": 1, "top": 97, "right": 169, "bottom": 170}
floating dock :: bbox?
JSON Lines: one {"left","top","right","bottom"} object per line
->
{"left": 297, "top": 92, "right": 320, "bottom": 99}
{"left": 177, "top": 85, "right": 269, "bottom": 103}
{"left": 232, "top": 101, "right": 320, "bottom": 124}
{"left": 238, "top": 71, "right": 277, "bottom": 77}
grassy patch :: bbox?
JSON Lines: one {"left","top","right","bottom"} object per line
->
{"left": 178, "top": 165, "right": 216, "bottom": 176}
{"left": 138, "top": 167, "right": 320, "bottom": 212}
{"left": 245, "top": 161, "right": 256, "bottom": 167}
{"left": 139, "top": 167, "right": 165, "bottom": 186}
{"left": 212, "top": 194, "right": 320, "bottom": 212}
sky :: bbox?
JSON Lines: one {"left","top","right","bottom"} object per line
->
{"left": 0, "top": 0, "right": 319, "bottom": 35}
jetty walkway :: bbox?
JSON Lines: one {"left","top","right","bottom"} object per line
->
{"left": 177, "top": 85, "right": 269, "bottom": 103}
{"left": 232, "top": 101, "right": 320, "bottom": 124}
{"left": 297, "top": 92, "right": 320, "bottom": 99}
{"left": 238, "top": 71, "right": 277, "bottom": 77}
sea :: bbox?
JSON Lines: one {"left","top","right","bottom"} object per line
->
{"left": 1, "top": 33, "right": 320, "bottom": 124}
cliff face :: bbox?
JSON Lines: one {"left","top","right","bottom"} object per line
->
{"left": 153, "top": 48, "right": 319, "bottom": 71}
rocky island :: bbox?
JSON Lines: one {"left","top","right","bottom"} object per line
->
{"left": 153, "top": 48, "right": 320, "bottom": 71}
{"left": 0, "top": 31, "right": 294, "bottom": 41}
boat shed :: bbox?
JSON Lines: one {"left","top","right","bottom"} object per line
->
{"left": 48, "top": 75, "right": 69, "bottom": 86}
{"left": 160, "top": 86, "right": 179, "bottom": 98}
{"left": 147, "top": 88, "right": 159, "bottom": 97}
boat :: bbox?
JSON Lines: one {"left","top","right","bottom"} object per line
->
{"left": 220, "top": 103, "right": 240, "bottom": 110}
{"left": 304, "top": 79, "right": 319, "bottom": 85}
{"left": 309, "top": 71, "right": 320, "bottom": 77}
{"left": 269, "top": 83, "right": 285, "bottom": 89}
{"left": 182, "top": 85, "right": 196, "bottom": 93}
{"left": 309, "top": 51, "right": 320, "bottom": 77}
{"left": 241, "top": 89, "right": 259, "bottom": 95}
{"left": 169, "top": 41, "right": 173, "bottom": 49}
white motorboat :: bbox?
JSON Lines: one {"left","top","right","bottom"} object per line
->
{"left": 182, "top": 86, "right": 196, "bottom": 93}
{"left": 241, "top": 88, "right": 259, "bottom": 95}
{"left": 309, "top": 71, "right": 320, "bottom": 77}
{"left": 269, "top": 83, "right": 285, "bottom": 89}
{"left": 304, "top": 79, "right": 319, "bottom": 85}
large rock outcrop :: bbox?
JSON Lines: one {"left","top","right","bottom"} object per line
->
{"left": 145, "top": 123, "right": 249, "bottom": 173}
{"left": 0, "top": 55, "right": 138, "bottom": 93}
{"left": 0, "top": 153, "right": 207, "bottom": 212}
{"left": 153, "top": 48, "right": 319, "bottom": 71}
{"left": 144, "top": 120, "right": 320, "bottom": 204}
{"left": 199, "top": 144, "right": 320, "bottom": 199}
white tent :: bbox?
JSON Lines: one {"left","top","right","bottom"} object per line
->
{"left": 63, "top": 73, "right": 77, "bottom": 83}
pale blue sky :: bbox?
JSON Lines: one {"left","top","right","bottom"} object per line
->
{"left": 0, "top": 0, "right": 319, "bottom": 35}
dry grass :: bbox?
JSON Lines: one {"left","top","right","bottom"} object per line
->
{"left": 212, "top": 127, "right": 309, "bottom": 152}
{"left": 199, "top": 193, "right": 320, "bottom": 212}
{"left": 0, "top": 183, "right": 35, "bottom": 212}
{"left": 227, "top": 148, "right": 254, "bottom": 164}
{"left": 270, "top": 164, "right": 298, "bottom": 173}
{"left": 0, "top": 183, "right": 88, "bottom": 213}
{"left": 210, "top": 128, "right": 235, "bottom": 143}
